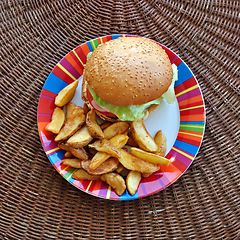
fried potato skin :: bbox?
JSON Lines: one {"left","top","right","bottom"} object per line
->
{"left": 89, "top": 135, "right": 129, "bottom": 171}
{"left": 103, "top": 122, "right": 130, "bottom": 140}
{"left": 67, "top": 125, "right": 93, "bottom": 148}
{"left": 118, "top": 149, "right": 160, "bottom": 173}
{"left": 62, "top": 158, "right": 82, "bottom": 168}
{"left": 101, "top": 173, "right": 126, "bottom": 196}
{"left": 68, "top": 146, "right": 89, "bottom": 160}
{"left": 66, "top": 102, "right": 76, "bottom": 120}
{"left": 72, "top": 169, "right": 101, "bottom": 181}
{"left": 130, "top": 147, "right": 170, "bottom": 167}
{"left": 45, "top": 107, "right": 65, "bottom": 134}
{"left": 81, "top": 158, "right": 119, "bottom": 175}
{"left": 86, "top": 109, "right": 104, "bottom": 139}
{"left": 55, "top": 106, "right": 85, "bottom": 142}
{"left": 55, "top": 80, "right": 79, "bottom": 107}
{"left": 126, "top": 171, "right": 142, "bottom": 196}
{"left": 130, "top": 120, "right": 158, "bottom": 152}
{"left": 88, "top": 139, "right": 121, "bottom": 158}
{"left": 154, "top": 130, "right": 167, "bottom": 157}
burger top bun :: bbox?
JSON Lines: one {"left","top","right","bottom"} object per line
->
{"left": 83, "top": 37, "right": 173, "bottom": 106}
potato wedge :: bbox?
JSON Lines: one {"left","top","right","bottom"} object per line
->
{"left": 88, "top": 139, "right": 121, "bottom": 158}
{"left": 103, "top": 122, "right": 130, "bottom": 140}
{"left": 126, "top": 133, "right": 139, "bottom": 147}
{"left": 68, "top": 146, "right": 89, "bottom": 160}
{"left": 116, "top": 163, "right": 126, "bottom": 173}
{"left": 55, "top": 80, "right": 79, "bottom": 107}
{"left": 89, "top": 135, "right": 129, "bottom": 171}
{"left": 62, "top": 158, "right": 82, "bottom": 168}
{"left": 88, "top": 148, "right": 98, "bottom": 156}
{"left": 130, "top": 147, "right": 170, "bottom": 167}
{"left": 130, "top": 120, "right": 158, "bottom": 152}
{"left": 64, "top": 151, "right": 74, "bottom": 158}
{"left": 58, "top": 141, "right": 70, "bottom": 152}
{"left": 109, "top": 134, "right": 129, "bottom": 148}
{"left": 126, "top": 171, "right": 142, "bottom": 196}
{"left": 66, "top": 102, "right": 76, "bottom": 120}
{"left": 118, "top": 149, "right": 160, "bottom": 173}
{"left": 100, "top": 122, "right": 111, "bottom": 130}
{"left": 142, "top": 172, "right": 153, "bottom": 178}
{"left": 45, "top": 107, "right": 65, "bottom": 134}
{"left": 154, "top": 130, "right": 167, "bottom": 157}
{"left": 67, "top": 125, "right": 93, "bottom": 148}
{"left": 101, "top": 173, "right": 126, "bottom": 196}
{"left": 86, "top": 109, "right": 104, "bottom": 139}
{"left": 55, "top": 106, "right": 85, "bottom": 142}
{"left": 81, "top": 157, "right": 119, "bottom": 175}
{"left": 72, "top": 169, "right": 100, "bottom": 181}
{"left": 83, "top": 103, "right": 90, "bottom": 115}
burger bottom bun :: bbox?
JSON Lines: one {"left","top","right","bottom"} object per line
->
{"left": 82, "top": 79, "right": 160, "bottom": 122}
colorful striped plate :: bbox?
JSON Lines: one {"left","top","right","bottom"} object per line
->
{"left": 37, "top": 35, "right": 205, "bottom": 200}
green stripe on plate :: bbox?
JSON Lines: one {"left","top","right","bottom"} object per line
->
{"left": 90, "top": 39, "right": 99, "bottom": 50}
{"left": 63, "top": 167, "right": 76, "bottom": 180}
{"left": 179, "top": 124, "right": 205, "bottom": 133}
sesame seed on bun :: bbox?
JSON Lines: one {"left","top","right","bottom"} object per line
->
{"left": 82, "top": 36, "right": 173, "bottom": 121}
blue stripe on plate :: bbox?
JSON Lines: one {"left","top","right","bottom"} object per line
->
{"left": 174, "top": 139, "right": 199, "bottom": 156}
{"left": 48, "top": 151, "right": 65, "bottom": 165}
{"left": 111, "top": 34, "right": 122, "bottom": 40}
{"left": 69, "top": 178, "right": 75, "bottom": 184}
{"left": 174, "top": 62, "right": 194, "bottom": 87}
{"left": 119, "top": 189, "right": 138, "bottom": 200}
{"left": 43, "top": 73, "right": 68, "bottom": 94}
{"left": 87, "top": 41, "right": 94, "bottom": 52}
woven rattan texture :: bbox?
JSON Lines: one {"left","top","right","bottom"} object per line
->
{"left": 0, "top": 0, "right": 239, "bottom": 239}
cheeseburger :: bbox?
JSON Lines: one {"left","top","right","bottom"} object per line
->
{"left": 82, "top": 37, "right": 178, "bottom": 121}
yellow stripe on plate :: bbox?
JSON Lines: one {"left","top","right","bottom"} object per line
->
{"left": 46, "top": 147, "right": 60, "bottom": 155}
{"left": 180, "top": 105, "right": 204, "bottom": 112}
{"left": 175, "top": 84, "right": 198, "bottom": 97}
{"left": 180, "top": 124, "right": 204, "bottom": 129}
{"left": 172, "top": 147, "right": 194, "bottom": 161}
{"left": 106, "top": 185, "right": 112, "bottom": 199}
{"left": 57, "top": 63, "right": 77, "bottom": 81}
{"left": 179, "top": 131, "right": 202, "bottom": 137}
{"left": 60, "top": 166, "right": 69, "bottom": 174}
{"left": 86, "top": 181, "right": 92, "bottom": 192}
{"left": 72, "top": 50, "right": 85, "bottom": 67}
{"left": 68, "top": 168, "right": 78, "bottom": 180}
{"left": 91, "top": 40, "right": 97, "bottom": 50}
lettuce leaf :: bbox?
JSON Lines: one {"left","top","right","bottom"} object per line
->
{"left": 87, "top": 64, "right": 178, "bottom": 121}
{"left": 162, "top": 63, "right": 178, "bottom": 104}
{"left": 88, "top": 85, "right": 162, "bottom": 121}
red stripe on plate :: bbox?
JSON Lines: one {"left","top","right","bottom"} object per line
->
{"left": 180, "top": 113, "right": 205, "bottom": 122}
{"left": 38, "top": 96, "right": 55, "bottom": 115}
{"left": 174, "top": 77, "right": 196, "bottom": 95}
{"left": 177, "top": 135, "right": 202, "bottom": 147}
{"left": 74, "top": 43, "right": 89, "bottom": 64}
{"left": 52, "top": 65, "right": 75, "bottom": 84}
{"left": 65, "top": 51, "right": 84, "bottom": 75}
{"left": 41, "top": 89, "right": 57, "bottom": 99}
{"left": 169, "top": 157, "right": 188, "bottom": 173}
{"left": 178, "top": 95, "right": 204, "bottom": 109}
{"left": 160, "top": 163, "right": 183, "bottom": 183}
{"left": 180, "top": 106, "right": 205, "bottom": 116}
{"left": 141, "top": 173, "right": 163, "bottom": 196}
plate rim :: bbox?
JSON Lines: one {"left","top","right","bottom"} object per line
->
{"left": 37, "top": 34, "right": 206, "bottom": 200}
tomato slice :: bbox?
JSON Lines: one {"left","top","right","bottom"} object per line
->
{"left": 86, "top": 88, "right": 117, "bottom": 118}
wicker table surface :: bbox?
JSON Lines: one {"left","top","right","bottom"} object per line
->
{"left": 0, "top": 1, "right": 239, "bottom": 239}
